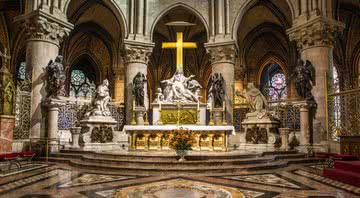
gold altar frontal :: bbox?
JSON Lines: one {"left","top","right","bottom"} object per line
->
{"left": 122, "top": 125, "right": 235, "bottom": 151}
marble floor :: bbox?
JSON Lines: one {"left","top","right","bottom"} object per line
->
{"left": 0, "top": 162, "right": 359, "bottom": 198}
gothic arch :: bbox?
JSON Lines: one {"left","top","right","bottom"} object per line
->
{"left": 256, "top": 55, "right": 288, "bottom": 86}
{"left": 149, "top": 3, "right": 210, "bottom": 42}
{"left": 63, "top": 0, "right": 128, "bottom": 38}
{"left": 232, "top": 0, "right": 294, "bottom": 47}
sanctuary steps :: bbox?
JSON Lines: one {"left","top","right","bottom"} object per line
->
{"left": 37, "top": 150, "right": 321, "bottom": 175}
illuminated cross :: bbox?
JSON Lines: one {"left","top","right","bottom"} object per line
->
{"left": 0, "top": 48, "right": 11, "bottom": 67}
{"left": 162, "top": 32, "right": 197, "bottom": 73}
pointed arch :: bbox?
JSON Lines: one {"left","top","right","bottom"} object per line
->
{"left": 63, "top": 0, "right": 128, "bottom": 38}
{"left": 149, "top": 3, "right": 210, "bottom": 42}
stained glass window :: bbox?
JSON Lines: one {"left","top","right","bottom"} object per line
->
{"left": 268, "top": 72, "right": 287, "bottom": 101}
{"left": 70, "top": 70, "right": 96, "bottom": 98}
{"left": 18, "top": 62, "right": 26, "bottom": 80}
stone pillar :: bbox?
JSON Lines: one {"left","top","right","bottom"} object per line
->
{"left": 205, "top": 41, "right": 236, "bottom": 123}
{"left": 287, "top": 17, "right": 344, "bottom": 143}
{"left": 124, "top": 40, "right": 154, "bottom": 124}
{"left": 42, "top": 98, "right": 64, "bottom": 152}
{"left": 16, "top": 11, "right": 72, "bottom": 139}
{"left": 294, "top": 101, "right": 317, "bottom": 146}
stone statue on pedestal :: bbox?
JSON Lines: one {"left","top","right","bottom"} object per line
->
{"left": 207, "top": 73, "right": 225, "bottom": 108}
{"left": 288, "top": 59, "right": 316, "bottom": 101}
{"left": 45, "top": 55, "right": 66, "bottom": 98}
{"left": 132, "top": 72, "right": 147, "bottom": 107}
{"left": 242, "top": 83, "right": 268, "bottom": 117}
{"left": 157, "top": 72, "right": 202, "bottom": 103}
{"left": 86, "top": 79, "right": 112, "bottom": 117}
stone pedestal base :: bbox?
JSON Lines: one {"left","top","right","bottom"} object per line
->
{"left": 213, "top": 109, "right": 223, "bottom": 125}
{"left": 279, "top": 128, "right": 290, "bottom": 150}
{"left": 70, "top": 127, "right": 81, "bottom": 149}
{"left": 79, "top": 116, "right": 117, "bottom": 150}
{"left": 134, "top": 107, "right": 146, "bottom": 125}
{"left": 241, "top": 113, "right": 280, "bottom": 144}
{"left": 0, "top": 115, "right": 15, "bottom": 153}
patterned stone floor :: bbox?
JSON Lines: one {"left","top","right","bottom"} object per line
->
{"left": 0, "top": 162, "right": 359, "bottom": 198}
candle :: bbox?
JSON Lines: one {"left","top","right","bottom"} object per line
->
{"left": 223, "top": 101, "right": 225, "bottom": 111}
{"left": 133, "top": 99, "right": 135, "bottom": 111}
{"left": 159, "top": 102, "right": 162, "bottom": 111}
{"left": 197, "top": 100, "right": 200, "bottom": 110}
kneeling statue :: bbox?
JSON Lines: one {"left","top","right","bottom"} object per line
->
{"left": 86, "top": 79, "right": 112, "bottom": 117}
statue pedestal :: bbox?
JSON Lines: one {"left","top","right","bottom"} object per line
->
{"left": 79, "top": 116, "right": 119, "bottom": 151}
{"left": 213, "top": 108, "right": 223, "bottom": 125}
{"left": 152, "top": 103, "right": 206, "bottom": 125}
{"left": 293, "top": 101, "right": 316, "bottom": 146}
{"left": 42, "top": 98, "right": 65, "bottom": 153}
{"left": 279, "top": 128, "right": 291, "bottom": 150}
{"left": 134, "top": 107, "right": 146, "bottom": 125}
{"left": 70, "top": 127, "right": 81, "bottom": 149}
{"left": 241, "top": 113, "right": 280, "bottom": 145}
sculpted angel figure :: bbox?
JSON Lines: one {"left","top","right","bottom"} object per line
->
{"left": 288, "top": 59, "right": 316, "bottom": 101}
{"left": 45, "top": 55, "right": 66, "bottom": 98}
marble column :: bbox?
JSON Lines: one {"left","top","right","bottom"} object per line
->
{"left": 124, "top": 40, "right": 154, "bottom": 123}
{"left": 205, "top": 41, "right": 236, "bottom": 123}
{"left": 16, "top": 12, "right": 72, "bottom": 139}
{"left": 287, "top": 17, "right": 344, "bottom": 143}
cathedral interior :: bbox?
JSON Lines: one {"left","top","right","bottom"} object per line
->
{"left": 0, "top": 0, "right": 359, "bottom": 197}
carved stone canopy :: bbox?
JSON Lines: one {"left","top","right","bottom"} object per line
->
{"left": 287, "top": 17, "right": 345, "bottom": 51}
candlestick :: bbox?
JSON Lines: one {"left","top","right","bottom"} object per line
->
{"left": 133, "top": 99, "right": 136, "bottom": 111}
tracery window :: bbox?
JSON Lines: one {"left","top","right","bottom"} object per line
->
{"left": 69, "top": 69, "right": 96, "bottom": 98}
{"left": 17, "top": 62, "right": 26, "bottom": 80}
{"left": 259, "top": 62, "right": 287, "bottom": 101}
{"left": 268, "top": 72, "right": 287, "bottom": 101}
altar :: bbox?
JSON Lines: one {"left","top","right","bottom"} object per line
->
{"left": 152, "top": 103, "right": 207, "bottom": 125}
{"left": 123, "top": 125, "right": 235, "bottom": 151}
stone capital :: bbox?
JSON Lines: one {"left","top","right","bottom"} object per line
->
{"left": 15, "top": 10, "right": 73, "bottom": 46}
{"left": 124, "top": 40, "right": 154, "bottom": 64}
{"left": 42, "top": 97, "right": 65, "bottom": 109}
{"left": 204, "top": 41, "right": 236, "bottom": 65}
{"left": 287, "top": 16, "right": 345, "bottom": 51}
{"left": 293, "top": 100, "right": 317, "bottom": 110}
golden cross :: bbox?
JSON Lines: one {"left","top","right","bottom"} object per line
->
{"left": 162, "top": 32, "right": 197, "bottom": 73}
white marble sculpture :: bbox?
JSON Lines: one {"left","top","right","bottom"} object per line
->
{"left": 86, "top": 79, "right": 112, "bottom": 117}
{"left": 242, "top": 83, "right": 268, "bottom": 118}
{"left": 156, "top": 71, "right": 202, "bottom": 103}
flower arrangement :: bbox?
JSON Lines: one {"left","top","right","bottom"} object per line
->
{"left": 170, "top": 127, "right": 194, "bottom": 151}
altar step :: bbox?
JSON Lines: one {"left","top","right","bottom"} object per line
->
{"left": 38, "top": 150, "right": 321, "bottom": 174}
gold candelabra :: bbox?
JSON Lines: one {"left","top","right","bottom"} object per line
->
{"left": 144, "top": 111, "right": 149, "bottom": 125}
